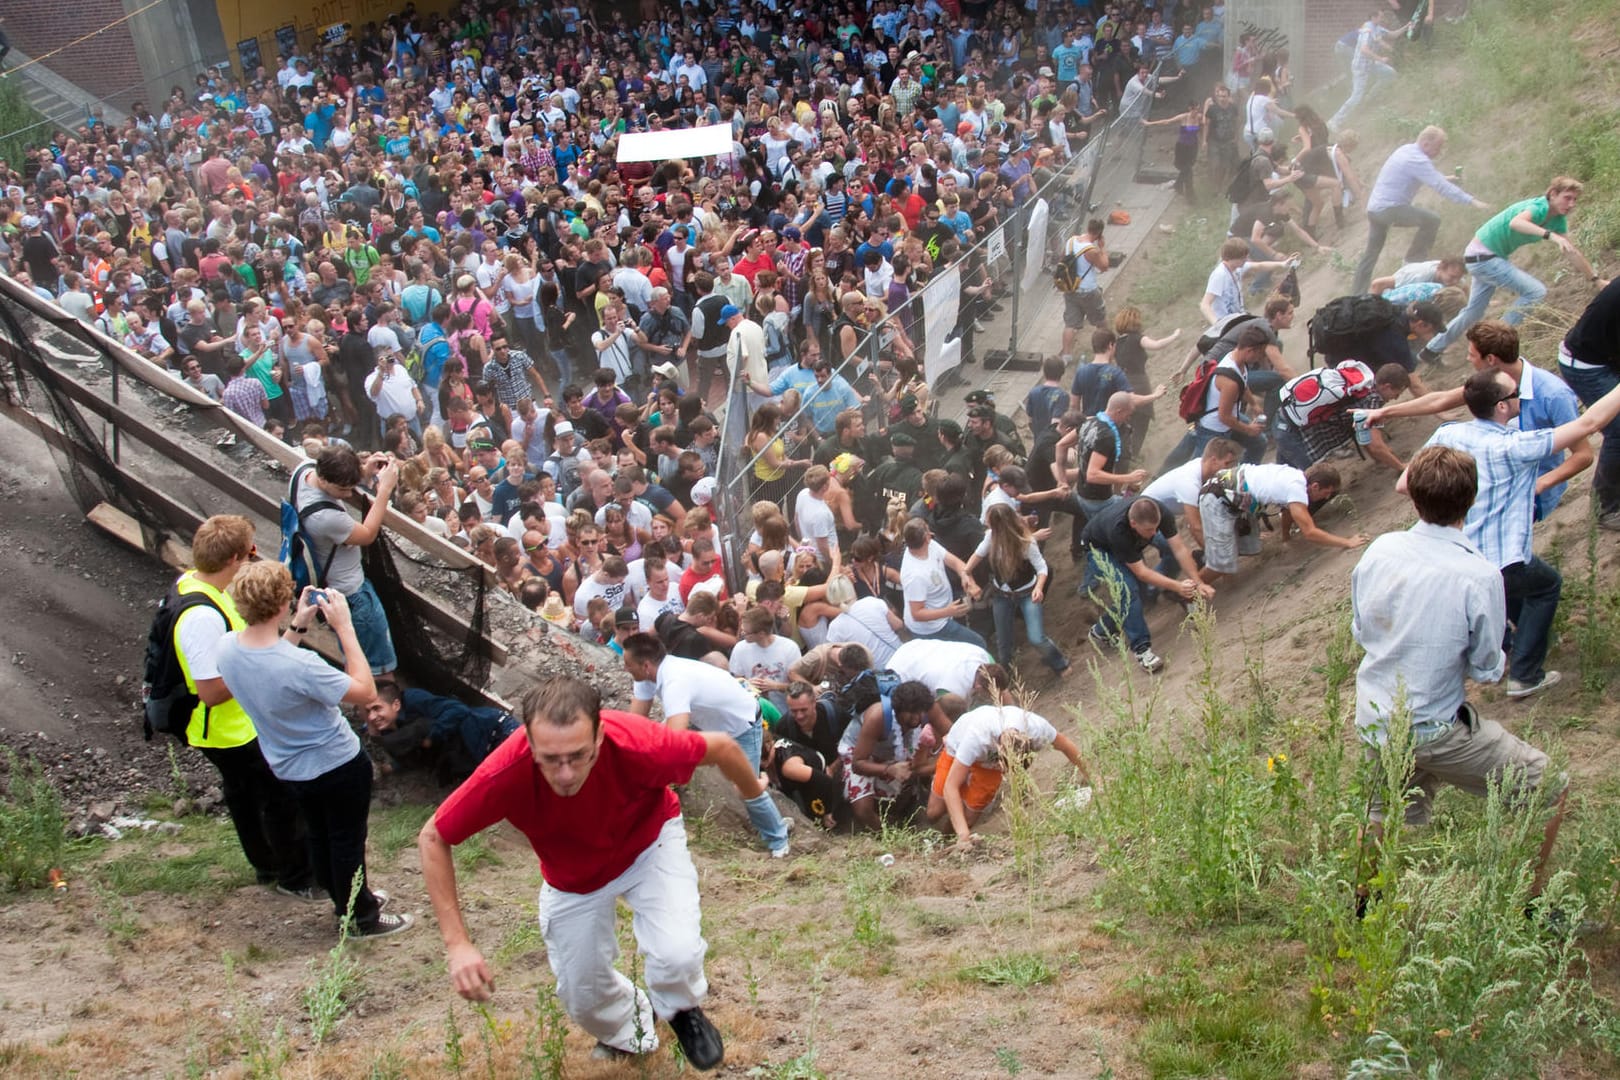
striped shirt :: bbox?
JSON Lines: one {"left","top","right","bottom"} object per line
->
{"left": 1422, "top": 419, "right": 1554, "bottom": 569}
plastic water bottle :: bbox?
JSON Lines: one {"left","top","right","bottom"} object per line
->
{"left": 1352, "top": 409, "right": 1373, "bottom": 446}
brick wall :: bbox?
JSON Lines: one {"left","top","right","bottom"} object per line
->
{"left": 1299, "top": 0, "right": 1379, "bottom": 100}
{"left": 5, "top": 0, "right": 146, "bottom": 109}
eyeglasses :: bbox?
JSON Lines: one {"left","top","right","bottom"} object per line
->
{"left": 1500, "top": 390, "right": 1520, "bottom": 403}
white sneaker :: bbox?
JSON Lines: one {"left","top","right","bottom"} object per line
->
{"left": 769, "top": 844, "right": 791, "bottom": 859}
{"left": 1134, "top": 647, "right": 1165, "bottom": 674}
{"left": 1505, "top": 671, "right": 1561, "bottom": 699}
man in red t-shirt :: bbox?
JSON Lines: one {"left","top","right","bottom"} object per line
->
{"left": 418, "top": 677, "right": 757, "bottom": 1070}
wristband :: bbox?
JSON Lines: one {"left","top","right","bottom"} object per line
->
{"left": 289, "top": 624, "right": 309, "bottom": 635}
{"left": 1543, "top": 228, "right": 1552, "bottom": 240}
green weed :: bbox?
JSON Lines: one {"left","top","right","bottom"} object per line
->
{"left": 443, "top": 1005, "right": 467, "bottom": 1077}
{"left": 167, "top": 743, "right": 191, "bottom": 810}
{"left": 95, "top": 818, "right": 254, "bottom": 895}
{"left": 993, "top": 1046, "right": 1024, "bottom": 1075}
{"left": 224, "top": 952, "right": 291, "bottom": 1079}
{"left": 303, "top": 871, "right": 365, "bottom": 1044}
{"left": 520, "top": 980, "right": 569, "bottom": 1080}
{"left": 0, "top": 749, "right": 67, "bottom": 892}
{"left": 370, "top": 802, "right": 434, "bottom": 860}
{"left": 959, "top": 951, "right": 1056, "bottom": 989}
{"left": 454, "top": 832, "right": 502, "bottom": 877}
{"left": 1127, "top": 211, "right": 1227, "bottom": 309}
{"left": 845, "top": 857, "right": 895, "bottom": 949}
{"left": 93, "top": 885, "right": 142, "bottom": 946}
{"left": 0, "top": 81, "right": 48, "bottom": 183}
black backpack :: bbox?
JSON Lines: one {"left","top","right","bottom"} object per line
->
{"left": 140, "top": 584, "right": 224, "bottom": 741}
{"left": 1226, "top": 152, "right": 1270, "bottom": 205}
{"left": 1307, "top": 294, "right": 1400, "bottom": 366}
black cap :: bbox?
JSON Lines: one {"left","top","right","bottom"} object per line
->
{"left": 614, "top": 607, "right": 640, "bottom": 628}
{"left": 964, "top": 389, "right": 995, "bottom": 405}
{"left": 890, "top": 431, "right": 917, "bottom": 448}
{"left": 968, "top": 405, "right": 996, "bottom": 420}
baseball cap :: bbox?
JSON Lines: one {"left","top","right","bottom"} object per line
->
{"left": 613, "top": 607, "right": 640, "bottom": 628}
{"left": 898, "top": 393, "right": 920, "bottom": 415}
{"left": 719, "top": 304, "right": 742, "bottom": 322}
{"left": 553, "top": 420, "right": 576, "bottom": 438}
{"left": 1038, "top": 66, "right": 1055, "bottom": 77}
{"left": 781, "top": 225, "right": 802, "bottom": 241}
{"left": 969, "top": 405, "right": 997, "bottom": 420}
{"left": 692, "top": 476, "right": 718, "bottom": 505}
{"left": 20, "top": 215, "right": 41, "bottom": 229}
{"left": 468, "top": 439, "right": 497, "bottom": 452}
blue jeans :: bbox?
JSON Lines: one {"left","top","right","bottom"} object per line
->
{"left": 1084, "top": 550, "right": 1152, "bottom": 654}
{"left": 344, "top": 579, "right": 397, "bottom": 675}
{"left": 1559, "top": 359, "right": 1620, "bottom": 515}
{"left": 1501, "top": 556, "right": 1561, "bottom": 685}
{"left": 918, "top": 618, "right": 988, "bottom": 649}
{"left": 734, "top": 717, "right": 791, "bottom": 853}
{"left": 1331, "top": 61, "right": 1395, "bottom": 129}
{"left": 1162, "top": 421, "right": 1267, "bottom": 474}
{"left": 1427, "top": 256, "right": 1548, "bottom": 354}
{"left": 990, "top": 591, "right": 1069, "bottom": 673}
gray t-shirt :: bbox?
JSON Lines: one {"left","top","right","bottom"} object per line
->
{"left": 214, "top": 636, "right": 359, "bottom": 781}
{"left": 294, "top": 468, "right": 364, "bottom": 594}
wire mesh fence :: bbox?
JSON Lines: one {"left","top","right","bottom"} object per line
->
{"left": 711, "top": 73, "right": 1171, "bottom": 588}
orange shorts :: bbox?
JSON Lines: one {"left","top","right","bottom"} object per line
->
{"left": 930, "top": 749, "right": 1004, "bottom": 811}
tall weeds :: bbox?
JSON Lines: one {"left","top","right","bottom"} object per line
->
{"left": 1076, "top": 604, "right": 1620, "bottom": 1074}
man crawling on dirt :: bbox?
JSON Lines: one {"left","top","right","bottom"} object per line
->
{"left": 363, "top": 684, "right": 520, "bottom": 784}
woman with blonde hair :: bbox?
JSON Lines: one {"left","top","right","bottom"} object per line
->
{"left": 962, "top": 504, "right": 1069, "bottom": 675}
{"left": 214, "top": 561, "right": 412, "bottom": 938}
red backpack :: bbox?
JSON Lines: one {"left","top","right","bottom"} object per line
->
{"left": 1177, "top": 358, "right": 1225, "bottom": 423}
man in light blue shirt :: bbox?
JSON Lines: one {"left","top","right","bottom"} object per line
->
{"left": 1353, "top": 445, "right": 1567, "bottom": 908}
{"left": 803, "top": 359, "right": 864, "bottom": 435}
{"left": 1408, "top": 368, "right": 1620, "bottom": 697}
{"left": 1353, "top": 126, "right": 1488, "bottom": 294}
{"left": 1052, "top": 30, "right": 1086, "bottom": 85}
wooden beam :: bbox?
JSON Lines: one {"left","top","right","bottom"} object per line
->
{"left": 0, "top": 336, "right": 508, "bottom": 664}
{"left": 0, "top": 274, "right": 495, "bottom": 584}
{"left": 87, "top": 502, "right": 191, "bottom": 568}
{"left": 0, "top": 394, "right": 214, "bottom": 536}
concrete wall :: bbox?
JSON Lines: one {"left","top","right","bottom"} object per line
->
{"left": 4, "top": 0, "right": 146, "bottom": 108}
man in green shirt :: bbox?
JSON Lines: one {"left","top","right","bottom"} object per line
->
{"left": 1420, "top": 177, "right": 1608, "bottom": 362}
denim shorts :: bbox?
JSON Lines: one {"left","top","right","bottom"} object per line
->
{"left": 345, "top": 579, "right": 397, "bottom": 675}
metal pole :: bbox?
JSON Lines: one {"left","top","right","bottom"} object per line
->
{"left": 1006, "top": 205, "right": 1023, "bottom": 358}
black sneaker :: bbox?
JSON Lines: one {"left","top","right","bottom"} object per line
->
{"left": 354, "top": 911, "right": 414, "bottom": 939}
{"left": 668, "top": 1007, "right": 724, "bottom": 1071}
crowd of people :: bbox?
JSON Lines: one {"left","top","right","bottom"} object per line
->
{"left": 6, "top": 0, "right": 1620, "bottom": 1070}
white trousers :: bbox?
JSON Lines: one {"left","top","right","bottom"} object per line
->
{"left": 537, "top": 816, "right": 707, "bottom": 1053}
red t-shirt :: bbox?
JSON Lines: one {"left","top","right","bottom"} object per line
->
{"left": 433, "top": 710, "right": 706, "bottom": 894}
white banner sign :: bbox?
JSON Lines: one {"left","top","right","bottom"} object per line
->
{"left": 614, "top": 123, "right": 735, "bottom": 163}
{"left": 921, "top": 266, "right": 962, "bottom": 388}
{"left": 1021, "top": 198, "right": 1050, "bottom": 296}
{"left": 985, "top": 225, "right": 1008, "bottom": 267}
